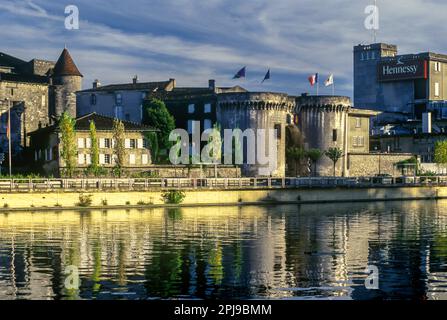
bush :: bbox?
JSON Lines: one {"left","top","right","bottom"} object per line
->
{"left": 101, "top": 199, "right": 108, "bottom": 206}
{"left": 161, "top": 190, "right": 186, "bottom": 204}
{"left": 77, "top": 194, "right": 93, "bottom": 207}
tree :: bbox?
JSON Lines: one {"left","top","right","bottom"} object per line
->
{"left": 59, "top": 112, "right": 77, "bottom": 177}
{"left": 142, "top": 98, "right": 176, "bottom": 162}
{"left": 88, "top": 120, "right": 100, "bottom": 176}
{"left": 113, "top": 118, "right": 125, "bottom": 177}
{"left": 287, "top": 147, "right": 305, "bottom": 176}
{"left": 325, "top": 147, "right": 344, "bottom": 177}
{"left": 145, "top": 131, "right": 159, "bottom": 164}
{"left": 306, "top": 149, "right": 322, "bottom": 176}
{"left": 434, "top": 140, "right": 447, "bottom": 171}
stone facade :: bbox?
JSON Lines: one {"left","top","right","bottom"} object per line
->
{"left": 0, "top": 48, "right": 82, "bottom": 163}
{"left": 348, "top": 153, "right": 414, "bottom": 177}
{"left": 28, "top": 113, "right": 154, "bottom": 177}
{"left": 217, "top": 92, "right": 294, "bottom": 177}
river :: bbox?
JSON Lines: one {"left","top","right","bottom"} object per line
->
{"left": 1, "top": 200, "right": 447, "bottom": 300}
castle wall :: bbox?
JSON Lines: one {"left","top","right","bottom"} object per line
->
{"left": 217, "top": 92, "right": 294, "bottom": 177}
{"left": 0, "top": 80, "right": 50, "bottom": 155}
{"left": 296, "top": 96, "right": 351, "bottom": 177}
{"left": 53, "top": 75, "right": 82, "bottom": 118}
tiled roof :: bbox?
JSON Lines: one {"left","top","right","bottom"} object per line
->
{"left": 28, "top": 113, "right": 157, "bottom": 136}
{"left": 53, "top": 48, "right": 83, "bottom": 77}
{"left": 79, "top": 81, "right": 172, "bottom": 93}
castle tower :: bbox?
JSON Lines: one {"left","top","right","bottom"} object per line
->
{"left": 51, "top": 48, "right": 83, "bottom": 118}
{"left": 295, "top": 95, "right": 351, "bottom": 177}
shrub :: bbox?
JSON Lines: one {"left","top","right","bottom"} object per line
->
{"left": 3, "top": 203, "right": 9, "bottom": 208}
{"left": 77, "top": 194, "right": 93, "bottom": 207}
{"left": 101, "top": 199, "right": 108, "bottom": 206}
{"left": 161, "top": 190, "right": 186, "bottom": 204}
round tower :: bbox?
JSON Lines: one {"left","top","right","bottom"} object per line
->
{"left": 295, "top": 95, "right": 351, "bottom": 177}
{"left": 217, "top": 92, "right": 294, "bottom": 177}
{"left": 51, "top": 48, "right": 83, "bottom": 118}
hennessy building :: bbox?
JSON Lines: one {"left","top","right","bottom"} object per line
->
{"left": 354, "top": 43, "right": 447, "bottom": 122}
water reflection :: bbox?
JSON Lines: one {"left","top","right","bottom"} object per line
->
{"left": 0, "top": 201, "right": 447, "bottom": 300}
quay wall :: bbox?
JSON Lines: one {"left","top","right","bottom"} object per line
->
{"left": 0, "top": 186, "right": 446, "bottom": 210}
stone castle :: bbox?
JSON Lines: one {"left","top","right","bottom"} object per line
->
{"left": 0, "top": 48, "right": 82, "bottom": 161}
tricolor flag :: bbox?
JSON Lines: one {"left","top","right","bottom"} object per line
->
{"left": 324, "top": 74, "right": 334, "bottom": 87}
{"left": 233, "top": 67, "right": 246, "bottom": 79}
{"left": 261, "top": 69, "right": 270, "bottom": 83}
{"left": 308, "top": 73, "right": 318, "bottom": 86}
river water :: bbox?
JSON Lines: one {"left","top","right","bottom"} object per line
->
{"left": 1, "top": 201, "right": 447, "bottom": 300}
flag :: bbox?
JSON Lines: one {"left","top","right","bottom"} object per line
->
{"left": 261, "top": 69, "right": 270, "bottom": 83}
{"left": 324, "top": 74, "right": 334, "bottom": 87}
{"left": 308, "top": 73, "right": 318, "bottom": 86}
{"left": 233, "top": 66, "right": 246, "bottom": 79}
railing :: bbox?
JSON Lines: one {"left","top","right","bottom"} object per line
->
{"left": 0, "top": 176, "right": 447, "bottom": 192}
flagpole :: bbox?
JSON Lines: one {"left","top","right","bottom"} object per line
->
{"left": 7, "top": 99, "right": 11, "bottom": 177}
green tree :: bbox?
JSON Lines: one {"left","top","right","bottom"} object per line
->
{"left": 113, "top": 118, "right": 125, "bottom": 177}
{"left": 434, "top": 140, "right": 447, "bottom": 170}
{"left": 325, "top": 147, "right": 344, "bottom": 177}
{"left": 59, "top": 112, "right": 77, "bottom": 177}
{"left": 145, "top": 131, "right": 159, "bottom": 163}
{"left": 287, "top": 147, "right": 305, "bottom": 176}
{"left": 142, "top": 98, "right": 176, "bottom": 161}
{"left": 88, "top": 120, "right": 100, "bottom": 176}
{"left": 306, "top": 149, "right": 322, "bottom": 176}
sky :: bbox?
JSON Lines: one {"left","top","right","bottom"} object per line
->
{"left": 1, "top": 0, "right": 447, "bottom": 98}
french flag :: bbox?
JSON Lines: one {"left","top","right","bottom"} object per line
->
{"left": 308, "top": 73, "right": 318, "bottom": 86}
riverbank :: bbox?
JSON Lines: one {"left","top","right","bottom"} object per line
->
{"left": 0, "top": 185, "right": 445, "bottom": 211}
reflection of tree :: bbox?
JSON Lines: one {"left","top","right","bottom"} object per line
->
{"left": 91, "top": 241, "right": 102, "bottom": 295}
{"left": 208, "top": 242, "right": 223, "bottom": 285}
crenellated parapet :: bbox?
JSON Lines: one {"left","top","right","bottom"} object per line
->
{"left": 218, "top": 92, "right": 294, "bottom": 112}
{"left": 295, "top": 95, "right": 351, "bottom": 114}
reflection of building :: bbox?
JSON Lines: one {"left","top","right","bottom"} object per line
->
{"left": 0, "top": 48, "right": 82, "bottom": 160}
{"left": 28, "top": 113, "right": 156, "bottom": 176}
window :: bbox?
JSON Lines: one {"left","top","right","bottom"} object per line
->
{"left": 352, "top": 136, "right": 365, "bottom": 147}
{"left": 360, "top": 52, "right": 365, "bottom": 61}
{"left": 355, "top": 117, "right": 362, "bottom": 128}
{"left": 435, "top": 82, "right": 440, "bottom": 97}
{"left": 371, "top": 51, "right": 376, "bottom": 60}
{"left": 41, "top": 94, "right": 46, "bottom": 107}
{"left": 78, "top": 153, "right": 84, "bottom": 165}
{"left": 204, "top": 119, "right": 212, "bottom": 130}
{"left": 115, "top": 93, "right": 122, "bottom": 105}
{"left": 104, "top": 154, "right": 111, "bottom": 164}
{"left": 188, "top": 104, "right": 195, "bottom": 114}
{"left": 332, "top": 129, "right": 337, "bottom": 142}
{"left": 141, "top": 92, "right": 147, "bottom": 100}
{"left": 90, "top": 94, "right": 97, "bottom": 105}
{"left": 86, "top": 138, "right": 91, "bottom": 148}
{"left": 435, "top": 62, "right": 442, "bottom": 72}
{"left": 129, "top": 153, "right": 136, "bottom": 165}
{"left": 142, "top": 154, "right": 149, "bottom": 165}
{"left": 104, "top": 138, "right": 111, "bottom": 148}
{"left": 129, "top": 139, "right": 137, "bottom": 149}
{"left": 10, "top": 88, "right": 14, "bottom": 96}
{"left": 115, "top": 106, "right": 123, "bottom": 119}
{"left": 274, "top": 124, "right": 281, "bottom": 139}
{"left": 204, "top": 103, "right": 212, "bottom": 113}
{"left": 143, "top": 139, "right": 149, "bottom": 149}
{"left": 77, "top": 138, "right": 85, "bottom": 149}
{"left": 188, "top": 120, "right": 193, "bottom": 134}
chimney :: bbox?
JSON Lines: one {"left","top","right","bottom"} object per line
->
{"left": 422, "top": 112, "right": 432, "bottom": 134}
{"left": 133, "top": 75, "right": 138, "bottom": 84}
{"left": 208, "top": 79, "right": 216, "bottom": 91}
{"left": 93, "top": 79, "right": 101, "bottom": 89}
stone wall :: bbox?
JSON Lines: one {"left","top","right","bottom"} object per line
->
{"left": 347, "top": 153, "right": 414, "bottom": 177}
{"left": 142, "top": 165, "right": 241, "bottom": 178}
{"left": 0, "top": 80, "right": 50, "bottom": 156}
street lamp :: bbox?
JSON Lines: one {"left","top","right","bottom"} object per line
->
{"left": 0, "top": 98, "right": 12, "bottom": 177}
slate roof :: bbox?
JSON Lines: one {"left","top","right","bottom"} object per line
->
{"left": 53, "top": 48, "right": 83, "bottom": 77}
{"left": 79, "top": 81, "right": 172, "bottom": 93}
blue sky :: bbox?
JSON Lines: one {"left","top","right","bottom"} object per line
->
{"left": 1, "top": 0, "right": 447, "bottom": 98}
